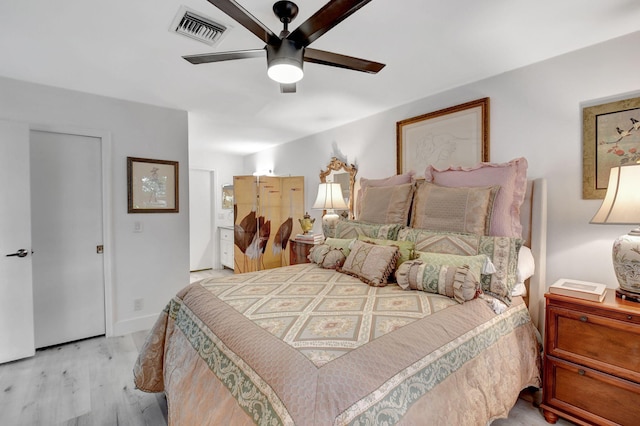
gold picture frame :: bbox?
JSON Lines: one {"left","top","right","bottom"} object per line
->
{"left": 319, "top": 157, "right": 357, "bottom": 219}
{"left": 127, "top": 157, "right": 179, "bottom": 213}
{"left": 397, "top": 97, "right": 490, "bottom": 177}
{"left": 583, "top": 95, "right": 640, "bottom": 199}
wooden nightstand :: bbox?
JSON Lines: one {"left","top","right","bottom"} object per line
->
{"left": 289, "top": 239, "right": 317, "bottom": 265}
{"left": 541, "top": 288, "right": 640, "bottom": 425}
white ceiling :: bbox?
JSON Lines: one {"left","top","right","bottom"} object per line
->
{"left": 1, "top": 0, "right": 639, "bottom": 155}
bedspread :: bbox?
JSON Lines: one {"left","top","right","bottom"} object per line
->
{"left": 134, "top": 263, "right": 541, "bottom": 425}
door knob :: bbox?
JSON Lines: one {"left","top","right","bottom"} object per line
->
{"left": 6, "top": 249, "right": 29, "bottom": 258}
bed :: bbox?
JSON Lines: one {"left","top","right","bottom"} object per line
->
{"left": 134, "top": 159, "right": 547, "bottom": 426}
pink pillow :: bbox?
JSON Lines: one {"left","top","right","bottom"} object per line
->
{"left": 356, "top": 172, "right": 414, "bottom": 218}
{"left": 424, "top": 158, "right": 527, "bottom": 237}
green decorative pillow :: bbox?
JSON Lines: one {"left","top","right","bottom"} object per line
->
{"left": 397, "top": 228, "right": 522, "bottom": 304}
{"left": 357, "top": 236, "right": 415, "bottom": 266}
{"left": 324, "top": 237, "right": 355, "bottom": 257}
{"left": 397, "top": 227, "right": 480, "bottom": 255}
{"left": 339, "top": 240, "right": 400, "bottom": 287}
{"left": 334, "top": 220, "right": 404, "bottom": 241}
{"left": 478, "top": 235, "right": 522, "bottom": 304}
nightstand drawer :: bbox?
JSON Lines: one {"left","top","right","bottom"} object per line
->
{"left": 544, "top": 356, "right": 640, "bottom": 425}
{"left": 547, "top": 306, "right": 640, "bottom": 382}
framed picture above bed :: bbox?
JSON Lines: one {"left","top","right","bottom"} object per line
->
{"left": 582, "top": 95, "right": 640, "bottom": 199}
{"left": 396, "top": 97, "right": 490, "bottom": 177}
{"left": 127, "top": 157, "right": 179, "bottom": 213}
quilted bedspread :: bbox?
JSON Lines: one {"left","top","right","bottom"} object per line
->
{"left": 134, "top": 263, "right": 541, "bottom": 425}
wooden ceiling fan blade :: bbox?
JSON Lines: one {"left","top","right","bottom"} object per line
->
{"left": 183, "top": 49, "right": 266, "bottom": 64}
{"left": 205, "top": 0, "right": 280, "bottom": 45}
{"left": 304, "top": 48, "right": 385, "bottom": 73}
{"left": 280, "top": 83, "right": 296, "bottom": 93}
{"left": 287, "top": 0, "right": 373, "bottom": 47}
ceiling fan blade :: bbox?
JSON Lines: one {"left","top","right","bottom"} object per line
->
{"left": 205, "top": 0, "right": 280, "bottom": 45}
{"left": 280, "top": 83, "right": 296, "bottom": 93}
{"left": 287, "top": 0, "right": 373, "bottom": 47}
{"left": 304, "top": 48, "right": 385, "bottom": 73}
{"left": 183, "top": 49, "right": 265, "bottom": 64}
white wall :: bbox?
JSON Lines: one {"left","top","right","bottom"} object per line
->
{"left": 245, "top": 30, "right": 640, "bottom": 291}
{"left": 189, "top": 147, "right": 244, "bottom": 268}
{"left": 0, "top": 76, "right": 189, "bottom": 336}
{"left": 189, "top": 147, "right": 243, "bottom": 229}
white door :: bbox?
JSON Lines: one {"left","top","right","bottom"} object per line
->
{"left": 189, "top": 169, "right": 214, "bottom": 271}
{"left": 30, "top": 130, "right": 105, "bottom": 348}
{"left": 0, "top": 120, "right": 35, "bottom": 363}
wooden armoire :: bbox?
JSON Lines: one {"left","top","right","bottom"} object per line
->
{"left": 233, "top": 175, "right": 304, "bottom": 273}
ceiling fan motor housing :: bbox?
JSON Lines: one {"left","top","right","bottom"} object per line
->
{"left": 266, "top": 39, "right": 304, "bottom": 84}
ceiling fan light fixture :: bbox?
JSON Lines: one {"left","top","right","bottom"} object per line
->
{"left": 268, "top": 63, "right": 303, "bottom": 84}
{"left": 266, "top": 40, "right": 304, "bottom": 84}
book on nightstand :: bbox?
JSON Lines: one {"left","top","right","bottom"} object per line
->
{"left": 549, "top": 278, "right": 607, "bottom": 302}
{"left": 294, "top": 233, "right": 324, "bottom": 243}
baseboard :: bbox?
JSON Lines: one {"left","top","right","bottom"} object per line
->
{"left": 112, "top": 313, "right": 159, "bottom": 337}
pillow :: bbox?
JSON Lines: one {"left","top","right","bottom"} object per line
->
{"left": 395, "top": 252, "right": 485, "bottom": 303}
{"left": 424, "top": 157, "right": 528, "bottom": 237}
{"left": 517, "top": 246, "right": 535, "bottom": 283}
{"left": 397, "top": 227, "right": 481, "bottom": 254}
{"left": 410, "top": 182, "right": 498, "bottom": 235}
{"left": 357, "top": 236, "right": 415, "bottom": 266}
{"left": 477, "top": 235, "right": 522, "bottom": 305}
{"left": 307, "top": 244, "right": 347, "bottom": 270}
{"left": 334, "top": 220, "right": 404, "bottom": 241}
{"left": 339, "top": 240, "right": 400, "bottom": 287}
{"left": 511, "top": 246, "right": 535, "bottom": 297}
{"left": 357, "top": 172, "right": 414, "bottom": 217}
{"left": 397, "top": 228, "right": 522, "bottom": 304}
{"left": 358, "top": 183, "right": 415, "bottom": 225}
{"left": 324, "top": 237, "right": 355, "bottom": 257}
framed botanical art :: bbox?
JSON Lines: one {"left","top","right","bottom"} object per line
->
{"left": 127, "top": 157, "right": 179, "bottom": 213}
{"left": 583, "top": 95, "right": 640, "bottom": 199}
{"left": 397, "top": 97, "right": 490, "bottom": 177}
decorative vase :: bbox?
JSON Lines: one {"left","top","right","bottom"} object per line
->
{"left": 298, "top": 212, "right": 315, "bottom": 234}
{"left": 612, "top": 231, "right": 640, "bottom": 293}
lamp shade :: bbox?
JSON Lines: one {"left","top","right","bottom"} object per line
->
{"left": 591, "top": 164, "right": 640, "bottom": 224}
{"left": 312, "top": 183, "right": 348, "bottom": 210}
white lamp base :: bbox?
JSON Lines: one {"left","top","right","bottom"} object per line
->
{"left": 322, "top": 211, "right": 340, "bottom": 238}
{"left": 612, "top": 228, "right": 640, "bottom": 294}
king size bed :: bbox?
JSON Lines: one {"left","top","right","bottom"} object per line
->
{"left": 134, "top": 159, "right": 547, "bottom": 425}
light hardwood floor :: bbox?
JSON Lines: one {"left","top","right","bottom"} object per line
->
{"left": 0, "top": 268, "right": 574, "bottom": 426}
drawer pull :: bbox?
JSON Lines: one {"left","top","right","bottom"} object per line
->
{"left": 578, "top": 369, "right": 585, "bottom": 376}
{"left": 628, "top": 315, "right": 633, "bottom": 320}
{"left": 579, "top": 316, "right": 588, "bottom": 322}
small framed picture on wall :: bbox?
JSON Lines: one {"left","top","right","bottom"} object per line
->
{"left": 127, "top": 157, "right": 179, "bottom": 213}
{"left": 583, "top": 95, "right": 640, "bottom": 199}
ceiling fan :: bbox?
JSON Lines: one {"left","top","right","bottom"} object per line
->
{"left": 183, "top": 0, "right": 385, "bottom": 93}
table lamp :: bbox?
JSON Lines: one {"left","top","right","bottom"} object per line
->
{"left": 591, "top": 164, "right": 640, "bottom": 300}
{"left": 312, "top": 183, "right": 348, "bottom": 237}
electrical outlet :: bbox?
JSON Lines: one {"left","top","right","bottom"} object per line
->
{"left": 134, "top": 298, "right": 144, "bottom": 311}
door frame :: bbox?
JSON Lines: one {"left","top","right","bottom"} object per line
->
{"left": 30, "top": 123, "right": 114, "bottom": 337}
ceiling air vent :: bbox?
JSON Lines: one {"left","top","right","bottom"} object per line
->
{"left": 170, "top": 6, "right": 228, "bottom": 46}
